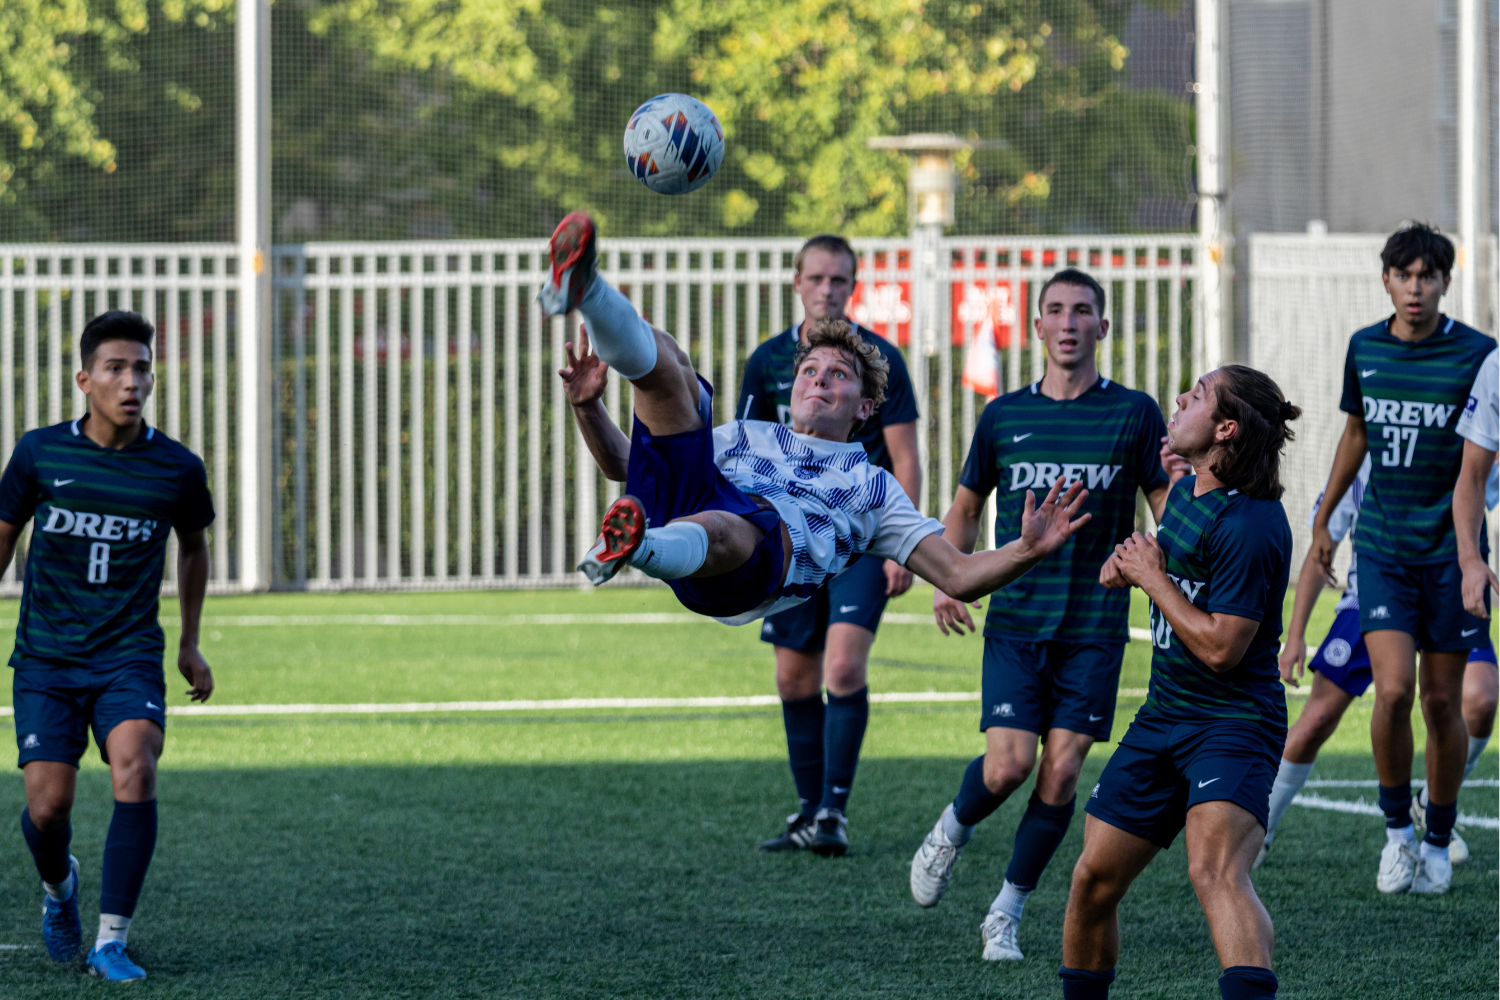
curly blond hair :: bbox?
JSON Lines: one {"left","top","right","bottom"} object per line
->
{"left": 793, "top": 317, "right": 888, "bottom": 411}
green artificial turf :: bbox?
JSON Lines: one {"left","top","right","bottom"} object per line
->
{"left": 0, "top": 585, "right": 1493, "bottom": 997}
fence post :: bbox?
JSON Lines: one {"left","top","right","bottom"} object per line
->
{"left": 1195, "top": 0, "right": 1227, "bottom": 370}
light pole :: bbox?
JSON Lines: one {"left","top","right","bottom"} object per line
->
{"left": 867, "top": 133, "right": 1004, "bottom": 515}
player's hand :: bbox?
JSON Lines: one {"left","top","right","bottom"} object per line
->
{"left": 559, "top": 324, "right": 609, "bottom": 406}
{"left": 1307, "top": 523, "right": 1338, "bottom": 588}
{"left": 1017, "top": 478, "right": 1090, "bottom": 561}
{"left": 884, "top": 559, "right": 914, "bottom": 599}
{"left": 178, "top": 644, "right": 214, "bottom": 702}
{"left": 1099, "top": 553, "right": 1130, "bottom": 589}
{"left": 933, "top": 588, "right": 980, "bottom": 636}
{"left": 1460, "top": 556, "right": 1498, "bottom": 620}
{"left": 1159, "top": 436, "right": 1191, "bottom": 486}
{"left": 1278, "top": 634, "right": 1308, "bottom": 685}
{"left": 1111, "top": 531, "right": 1166, "bottom": 589}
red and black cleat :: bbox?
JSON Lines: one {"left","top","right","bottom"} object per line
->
{"left": 537, "top": 211, "right": 598, "bottom": 317}
{"left": 577, "top": 494, "right": 648, "bottom": 586}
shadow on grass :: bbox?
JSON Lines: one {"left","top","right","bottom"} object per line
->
{"left": 0, "top": 755, "right": 1494, "bottom": 999}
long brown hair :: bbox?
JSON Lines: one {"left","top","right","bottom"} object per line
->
{"left": 1208, "top": 365, "right": 1300, "bottom": 500}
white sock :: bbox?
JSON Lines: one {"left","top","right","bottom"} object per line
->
{"left": 42, "top": 871, "right": 75, "bottom": 902}
{"left": 1464, "top": 735, "right": 1490, "bottom": 781}
{"left": 1419, "top": 784, "right": 1428, "bottom": 809}
{"left": 627, "top": 522, "right": 709, "bottom": 580}
{"left": 1264, "top": 759, "right": 1315, "bottom": 846}
{"left": 991, "top": 879, "right": 1030, "bottom": 921}
{"left": 579, "top": 275, "right": 658, "bottom": 380}
{"left": 1419, "top": 839, "right": 1449, "bottom": 863}
{"left": 940, "top": 803, "right": 973, "bottom": 847}
{"left": 1387, "top": 824, "right": 1417, "bottom": 845}
{"left": 96, "top": 914, "right": 130, "bottom": 949}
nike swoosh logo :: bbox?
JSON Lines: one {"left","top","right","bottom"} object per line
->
{"left": 839, "top": 605, "right": 859, "bottom": 613}
{"left": 777, "top": 381, "right": 794, "bottom": 389}
{"left": 832, "top": 787, "right": 849, "bottom": 794}
{"left": 1462, "top": 628, "right": 1481, "bottom": 636}
{"left": 1197, "top": 778, "right": 1220, "bottom": 788}
{"left": 146, "top": 701, "right": 160, "bottom": 710}
{"left": 53, "top": 479, "right": 75, "bottom": 487}
{"left": 1088, "top": 714, "right": 1104, "bottom": 722}
{"left": 1360, "top": 369, "right": 1378, "bottom": 378}
{"left": 1013, "top": 433, "right": 1034, "bottom": 442}
{"left": 108, "top": 923, "right": 127, "bottom": 931}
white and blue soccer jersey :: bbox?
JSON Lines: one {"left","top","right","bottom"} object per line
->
{"left": 1307, "top": 454, "right": 1372, "bottom": 613}
{"left": 1456, "top": 347, "right": 1499, "bottom": 510}
{"left": 712, "top": 419, "right": 944, "bottom": 625}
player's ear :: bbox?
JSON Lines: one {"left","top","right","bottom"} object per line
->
{"left": 856, "top": 396, "right": 875, "bottom": 422}
{"left": 1215, "top": 417, "right": 1239, "bottom": 444}
{"left": 75, "top": 368, "right": 91, "bottom": 395}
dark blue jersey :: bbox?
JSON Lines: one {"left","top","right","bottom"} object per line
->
{"left": 1142, "top": 477, "right": 1290, "bottom": 727}
{"left": 960, "top": 378, "right": 1168, "bottom": 642}
{"left": 736, "top": 322, "right": 919, "bottom": 473}
{"left": 1340, "top": 315, "right": 1494, "bottom": 564}
{"left": 0, "top": 418, "right": 214, "bottom": 671}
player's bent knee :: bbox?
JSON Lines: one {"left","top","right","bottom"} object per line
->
{"left": 982, "top": 756, "right": 1032, "bottom": 794}
{"left": 27, "top": 795, "right": 74, "bottom": 830}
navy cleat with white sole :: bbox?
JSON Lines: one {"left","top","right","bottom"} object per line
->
{"left": 40, "top": 855, "right": 82, "bottom": 961}
{"left": 87, "top": 941, "right": 147, "bottom": 982}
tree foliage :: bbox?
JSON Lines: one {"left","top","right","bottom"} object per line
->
{"left": 0, "top": 0, "right": 1193, "bottom": 242}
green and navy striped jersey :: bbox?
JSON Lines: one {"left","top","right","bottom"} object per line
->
{"left": 0, "top": 418, "right": 214, "bottom": 671}
{"left": 1340, "top": 315, "right": 1494, "bottom": 564}
{"left": 1143, "top": 478, "right": 1290, "bottom": 727}
{"left": 960, "top": 377, "right": 1168, "bottom": 641}
{"left": 736, "top": 323, "right": 918, "bottom": 473}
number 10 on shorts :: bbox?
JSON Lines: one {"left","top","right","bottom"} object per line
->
{"left": 88, "top": 541, "right": 110, "bottom": 584}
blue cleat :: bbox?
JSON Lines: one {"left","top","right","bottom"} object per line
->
{"left": 40, "top": 855, "right": 82, "bottom": 961}
{"left": 87, "top": 941, "right": 147, "bottom": 982}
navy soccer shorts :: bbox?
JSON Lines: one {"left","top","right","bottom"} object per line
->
{"left": 1358, "top": 555, "right": 1491, "bottom": 651}
{"left": 13, "top": 661, "right": 167, "bottom": 768}
{"left": 1085, "top": 712, "right": 1283, "bottom": 848}
{"left": 979, "top": 638, "right": 1125, "bottom": 741}
{"left": 758, "top": 554, "right": 888, "bottom": 652}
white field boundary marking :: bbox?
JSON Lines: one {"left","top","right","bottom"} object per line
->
{"left": 1305, "top": 778, "right": 1500, "bottom": 788}
{"left": 1291, "top": 792, "right": 1498, "bottom": 830}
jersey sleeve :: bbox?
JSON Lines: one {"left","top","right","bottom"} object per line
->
{"left": 1134, "top": 397, "right": 1170, "bottom": 495}
{"left": 1205, "top": 506, "right": 1286, "bottom": 622}
{"left": 172, "top": 454, "right": 216, "bottom": 534}
{"left": 958, "top": 400, "right": 1000, "bottom": 497}
{"left": 866, "top": 471, "right": 945, "bottom": 563}
{"left": 735, "top": 346, "right": 774, "bottom": 422}
{"left": 1455, "top": 348, "right": 1499, "bottom": 452}
{"left": 1339, "top": 338, "right": 1364, "bottom": 416}
{"left": 0, "top": 434, "right": 40, "bottom": 527}
{"left": 875, "top": 342, "right": 919, "bottom": 427}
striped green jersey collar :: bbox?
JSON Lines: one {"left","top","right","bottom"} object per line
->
{"left": 69, "top": 415, "right": 155, "bottom": 445}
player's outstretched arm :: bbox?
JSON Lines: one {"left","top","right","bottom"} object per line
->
{"left": 932, "top": 484, "right": 986, "bottom": 636}
{"left": 1454, "top": 438, "right": 1498, "bottom": 619}
{"left": 907, "top": 479, "right": 1090, "bottom": 604}
{"left": 560, "top": 325, "right": 631, "bottom": 482}
{"left": 175, "top": 528, "right": 214, "bottom": 702}
{"left": 1309, "top": 413, "right": 1367, "bottom": 579}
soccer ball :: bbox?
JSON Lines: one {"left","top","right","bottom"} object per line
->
{"left": 623, "top": 94, "right": 724, "bottom": 196}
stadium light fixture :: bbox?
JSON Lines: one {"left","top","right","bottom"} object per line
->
{"left": 866, "top": 134, "right": 1007, "bottom": 228}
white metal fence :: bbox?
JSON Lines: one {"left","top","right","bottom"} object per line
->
{"left": 0, "top": 236, "right": 1203, "bottom": 593}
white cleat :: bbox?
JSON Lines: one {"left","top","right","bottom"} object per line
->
{"left": 981, "top": 909, "right": 1024, "bottom": 961}
{"left": 1376, "top": 839, "right": 1418, "bottom": 894}
{"left": 909, "top": 818, "right": 963, "bottom": 908}
{"left": 1449, "top": 828, "right": 1469, "bottom": 866}
{"left": 1410, "top": 852, "right": 1453, "bottom": 894}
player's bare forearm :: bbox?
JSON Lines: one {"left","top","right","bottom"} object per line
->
{"left": 572, "top": 398, "right": 631, "bottom": 482}
{"left": 1145, "top": 484, "right": 1169, "bottom": 525}
{"left": 1137, "top": 576, "right": 1259, "bottom": 673}
{"left": 884, "top": 421, "right": 922, "bottom": 504}
{"left": 1312, "top": 415, "right": 1367, "bottom": 533}
{"left": 1286, "top": 547, "right": 1328, "bottom": 644}
{"left": 1453, "top": 440, "right": 1493, "bottom": 567}
{"left": 176, "top": 529, "right": 210, "bottom": 649}
{"left": 941, "top": 485, "right": 985, "bottom": 556}
{"left": 907, "top": 533, "right": 1042, "bottom": 603}
{"left": 0, "top": 519, "right": 20, "bottom": 577}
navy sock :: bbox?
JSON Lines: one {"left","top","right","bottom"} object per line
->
{"left": 1059, "top": 966, "right": 1115, "bottom": 1000}
{"left": 1218, "top": 965, "right": 1277, "bottom": 1000}
{"left": 20, "top": 808, "right": 72, "bottom": 886}
{"left": 99, "top": 800, "right": 157, "bottom": 918}
{"left": 781, "top": 695, "right": 825, "bottom": 818}
{"left": 1377, "top": 782, "right": 1413, "bottom": 828}
{"left": 819, "top": 686, "right": 869, "bottom": 814}
{"left": 952, "top": 754, "right": 1009, "bottom": 827}
{"left": 1423, "top": 798, "right": 1458, "bottom": 848}
{"left": 1005, "top": 792, "right": 1076, "bottom": 891}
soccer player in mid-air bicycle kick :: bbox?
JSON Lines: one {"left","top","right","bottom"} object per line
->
{"left": 537, "top": 211, "right": 1091, "bottom": 626}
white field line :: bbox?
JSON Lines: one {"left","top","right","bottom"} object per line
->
{"left": 1305, "top": 778, "right": 1500, "bottom": 788}
{"left": 1291, "top": 792, "right": 1499, "bottom": 830}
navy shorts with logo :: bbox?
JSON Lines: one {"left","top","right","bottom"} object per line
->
{"left": 980, "top": 638, "right": 1125, "bottom": 741}
{"left": 13, "top": 661, "right": 167, "bottom": 768}
{"left": 759, "top": 554, "right": 888, "bottom": 652}
{"left": 1358, "top": 555, "right": 1490, "bottom": 651}
{"left": 1085, "top": 711, "right": 1283, "bottom": 849}
{"left": 1310, "top": 607, "right": 1374, "bottom": 697}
